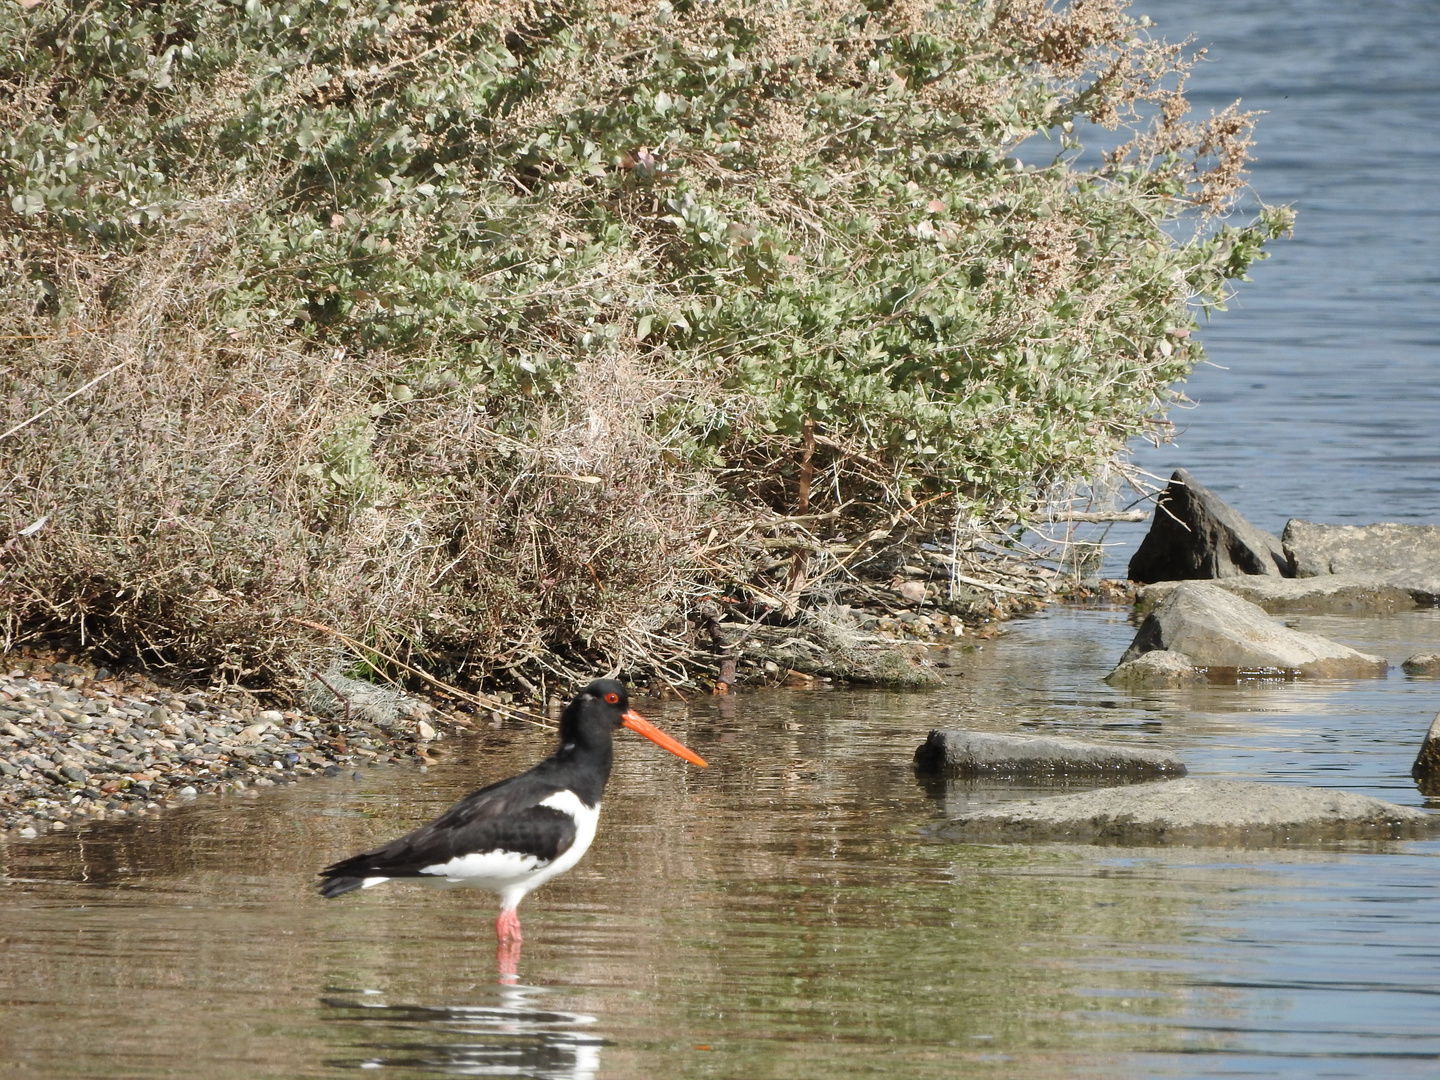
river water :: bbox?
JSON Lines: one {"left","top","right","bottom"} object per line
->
{"left": 1096, "top": 0, "right": 1440, "bottom": 563}
{"left": 2, "top": 605, "right": 1438, "bottom": 1079}
{"left": 3, "top": 2, "right": 1439, "bottom": 1077}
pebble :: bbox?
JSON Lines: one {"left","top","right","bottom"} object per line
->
{"left": 0, "top": 654, "right": 456, "bottom": 836}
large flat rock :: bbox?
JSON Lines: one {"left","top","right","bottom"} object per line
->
{"left": 914, "top": 729, "right": 1187, "bottom": 779}
{"left": 1283, "top": 520, "right": 1440, "bottom": 601}
{"left": 1138, "top": 573, "right": 1419, "bottom": 615}
{"left": 926, "top": 779, "right": 1435, "bottom": 845}
{"left": 1129, "top": 469, "right": 1289, "bottom": 583}
{"left": 1117, "top": 581, "right": 1389, "bottom": 679}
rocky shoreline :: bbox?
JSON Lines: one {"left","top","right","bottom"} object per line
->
{"left": 0, "top": 585, "right": 1032, "bottom": 837}
{"left": 0, "top": 654, "right": 469, "bottom": 837}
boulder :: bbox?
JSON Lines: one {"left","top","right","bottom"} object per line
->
{"left": 914, "top": 729, "right": 1186, "bottom": 779}
{"left": 1412, "top": 712, "right": 1440, "bottom": 791}
{"left": 1138, "top": 573, "right": 1418, "bottom": 615}
{"left": 926, "top": 778, "right": 1435, "bottom": 845}
{"left": 1103, "top": 649, "right": 1206, "bottom": 688}
{"left": 1282, "top": 520, "right": 1440, "bottom": 601}
{"left": 1116, "top": 581, "right": 1389, "bottom": 679}
{"left": 1128, "top": 469, "right": 1289, "bottom": 583}
{"left": 1402, "top": 653, "right": 1440, "bottom": 676}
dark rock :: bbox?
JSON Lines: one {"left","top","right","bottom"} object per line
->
{"left": 1128, "top": 469, "right": 1289, "bottom": 583}
{"left": 927, "top": 779, "right": 1435, "bottom": 845}
{"left": 1283, "top": 520, "right": 1440, "bottom": 600}
{"left": 1413, "top": 712, "right": 1440, "bottom": 793}
{"left": 914, "top": 729, "right": 1186, "bottom": 779}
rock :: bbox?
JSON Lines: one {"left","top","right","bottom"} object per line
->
{"left": 1103, "top": 649, "right": 1206, "bottom": 688}
{"left": 1413, "top": 713, "right": 1440, "bottom": 791}
{"left": 896, "top": 581, "right": 928, "bottom": 604}
{"left": 416, "top": 720, "right": 436, "bottom": 741}
{"left": 914, "top": 729, "right": 1186, "bottom": 779}
{"left": 1139, "top": 574, "right": 1417, "bottom": 615}
{"left": 1128, "top": 469, "right": 1289, "bottom": 583}
{"left": 1402, "top": 654, "right": 1440, "bottom": 676}
{"left": 1282, "top": 520, "right": 1440, "bottom": 600}
{"left": 927, "top": 778, "right": 1435, "bottom": 845}
{"left": 1115, "top": 582, "right": 1388, "bottom": 679}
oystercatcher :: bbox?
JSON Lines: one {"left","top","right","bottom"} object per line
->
{"left": 317, "top": 679, "right": 705, "bottom": 974}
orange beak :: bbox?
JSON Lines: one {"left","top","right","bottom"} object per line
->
{"left": 621, "top": 708, "right": 708, "bottom": 767}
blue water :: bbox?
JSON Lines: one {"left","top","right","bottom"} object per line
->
{"left": 1107, "top": 0, "right": 1440, "bottom": 561}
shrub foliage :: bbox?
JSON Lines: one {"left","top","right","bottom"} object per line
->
{"left": 0, "top": 0, "right": 1290, "bottom": 685}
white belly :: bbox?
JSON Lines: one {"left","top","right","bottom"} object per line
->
{"left": 417, "top": 792, "right": 601, "bottom": 908}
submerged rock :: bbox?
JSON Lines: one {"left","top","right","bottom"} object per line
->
{"left": 1402, "top": 653, "right": 1440, "bottom": 676}
{"left": 1282, "top": 520, "right": 1440, "bottom": 601}
{"left": 927, "top": 778, "right": 1435, "bottom": 845}
{"left": 1128, "top": 469, "right": 1289, "bottom": 583}
{"left": 1115, "top": 582, "right": 1389, "bottom": 679}
{"left": 1103, "top": 649, "right": 1206, "bottom": 688}
{"left": 914, "top": 729, "right": 1186, "bottom": 779}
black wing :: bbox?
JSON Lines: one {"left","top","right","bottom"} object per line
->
{"left": 318, "top": 776, "right": 577, "bottom": 897}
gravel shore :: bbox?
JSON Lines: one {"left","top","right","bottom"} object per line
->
{"left": 0, "top": 654, "right": 468, "bottom": 837}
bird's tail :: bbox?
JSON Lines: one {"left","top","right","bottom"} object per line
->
{"left": 318, "top": 873, "right": 367, "bottom": 898}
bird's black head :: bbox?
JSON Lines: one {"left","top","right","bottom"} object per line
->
{"left": 559, "top": 679, "right": 632, "bottom": 745}
{"left": 557, "top": 678, "right": 708, "bottom": 767}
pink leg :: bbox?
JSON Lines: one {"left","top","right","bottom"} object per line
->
{"left": 495, "top": 907, "right": 522, "bottom": 984}
{"left": 496, "top": 907, "right": 523, "bottom": 945}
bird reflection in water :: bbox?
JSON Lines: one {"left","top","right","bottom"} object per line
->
{"left": 322, "top": 984, "right": 606, "bottom": 1078}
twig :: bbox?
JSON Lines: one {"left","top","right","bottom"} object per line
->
{"left": 1041, "top": 509, "right": 1148, "bottom": 523}
{"left": 0, "top": 359, "right": 134, "bottom": 442}
{"left": 286, "top": 617, "right": 554, "bottom": 729}
{"left": 310, "top": 669, "right": 353, "bottom": 726}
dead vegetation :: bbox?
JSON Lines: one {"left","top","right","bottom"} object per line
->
{"left": 0, "top": 0, "right": 1289, "bottom": 698}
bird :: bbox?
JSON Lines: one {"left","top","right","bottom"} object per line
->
{"left": 317, "top": 678, "right": 706, "bottom": 977}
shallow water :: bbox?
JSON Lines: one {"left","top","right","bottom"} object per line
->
{"left": 3, "top": 605, "right": 1439, "bottom": 1079}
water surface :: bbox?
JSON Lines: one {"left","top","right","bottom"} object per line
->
{"left": 1091, "top": 0, "right": 1440, "bottom": 564}
{"left": 3, "top": 606, "right": 1438, "bottom": 1079}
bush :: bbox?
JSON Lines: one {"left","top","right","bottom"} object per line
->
{"left": 0, "top": 0, "right": 1289, "bottom": 685}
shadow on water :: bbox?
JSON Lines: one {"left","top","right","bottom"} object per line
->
{"left": 320, "top": 986, "right": 606, "bottom": 1078}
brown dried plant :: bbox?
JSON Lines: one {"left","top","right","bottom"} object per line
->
{"left": 0, "top": 0, "right": 1288, "bottom": 692}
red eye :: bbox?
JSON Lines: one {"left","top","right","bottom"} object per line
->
{"left": 604, "top": 692, "right": 620, "bottom": 705}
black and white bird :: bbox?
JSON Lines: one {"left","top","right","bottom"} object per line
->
{"left": 317, "top": 679, "right": 706, "bottom": 953}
